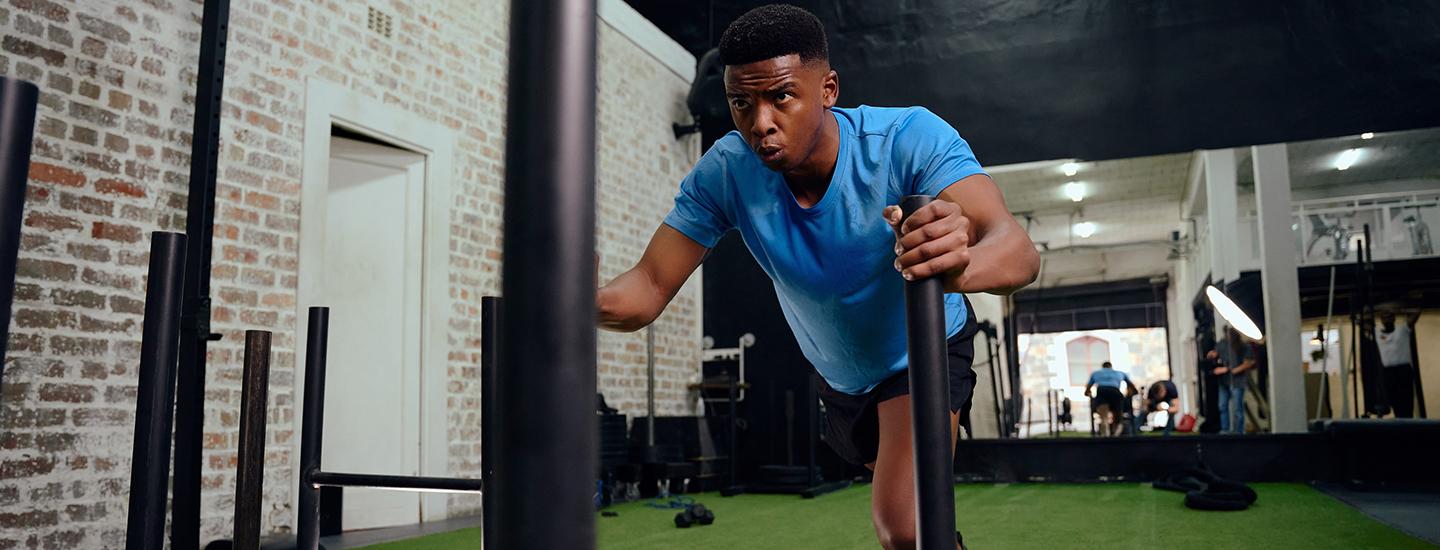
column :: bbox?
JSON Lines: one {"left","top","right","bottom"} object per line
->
{"left": 1252, "top": 143, "right": 1306, "bottom": 433}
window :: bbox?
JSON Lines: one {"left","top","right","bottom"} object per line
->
{"left": 1066, "top": 336, "right": 1110, "bottom": 385}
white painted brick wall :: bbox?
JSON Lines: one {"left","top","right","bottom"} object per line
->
{"left": 0, "top": 0, "right": 700, "bottom": 545}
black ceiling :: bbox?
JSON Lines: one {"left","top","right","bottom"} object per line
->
{"left": 627, "top": 0, "right": 1440, "bottom": 166}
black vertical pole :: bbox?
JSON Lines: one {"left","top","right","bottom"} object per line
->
{"left": 899, "top": 195, "right": 957, "bottom": 550}
{"left": 1412, "top": 321, "right": 1427, "bottom": 418}
{"left": 480, "top": 297, "right": 500, "bottom": 549}
{"left": 125, "top": 232, "right": 188, "bottom": 550}
{"left": 1351, "top": 241, "right": 1363, "bottom": 417}
{"left": 0, "top": 76, "right": 38, "bottom": 394}
{"left": 234, "top": 331, "right": 272, "bottom": 550}
{"left": 806, "top": 375, "right": 818, "bottom": 486}
{"left": 1363, "top": 226, "right": 1388, "bottom": 415}
{"left": 173, "top": 0, "right": 231, "bottom": 546}
{"left": 498, "top": 0, "right": 598, "bottom": 548}
{"left": 986, "top": 332, "right": 1004, "bottom": 438}
{"left": 297, "top": 307, "right": 330, "bottom": 550}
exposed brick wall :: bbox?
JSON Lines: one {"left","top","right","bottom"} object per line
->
{"left": 0, "top": 0, "right": 699, "bottom": 546}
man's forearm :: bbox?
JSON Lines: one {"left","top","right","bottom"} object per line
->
{"left": 945, "top": 230, "right": 1039, "bottom": 295}
{"left": 597, "top": 269, "right": 665, "bottom": 332}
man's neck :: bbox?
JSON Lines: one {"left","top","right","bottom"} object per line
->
{"left": 782, "top": 114, "right": 840, "bottom": 208}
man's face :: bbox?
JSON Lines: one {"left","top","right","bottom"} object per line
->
{"left": 1380, "top": 311, "right": 1396, "bottom": 330}
{"left": 723, "top": 54, "right": 838, "bottom": 172}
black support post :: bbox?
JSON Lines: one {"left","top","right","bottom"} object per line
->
{"left": 297, "top": 307, "right": 330, "bottom": 550}
{"left": 498, "top": 0, "right": 598, "bottom": 547}
{"left": 0, "top": 76, "right": 38, "bottom": 395}
{"left": 899, "top": 195, "right": 958, "bottom": 549}
{"left": 173, "top": 0, "right": 232, "bottom": 546}
{"left": 125, "top": 232, "right": 188, "bottom": 550}
{"left": 480, "top": 297, "right": 500, "bottom": 549}
{"left": 234, "top": 331, "right": 272, "bottom": 550}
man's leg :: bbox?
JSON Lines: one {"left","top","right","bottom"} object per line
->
{"left": 868, "top": 394, "right": 961, "bottom": 550}
{"left": 1232, "top": 385, "right": 1246, "bottom": 434}
{"left": 1385, "top": 366, "right": 1415, "bottom": 418}
{"left": 1093, "top": 404, "right": 1112, "bottom": 437}
{"left": 1217, "top": 387, "right": 1232, "bottom": 434}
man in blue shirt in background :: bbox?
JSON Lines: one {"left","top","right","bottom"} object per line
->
{"left": 1085, "top": 361, "right": 1140, "bottom": 437}
{"left": 596, "top": 5, "right": 1039, "bottom": 549}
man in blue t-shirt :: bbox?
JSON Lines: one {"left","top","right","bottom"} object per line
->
{"left": 1084, "top": 362, "right": 1140, "bottom": 437}
{"left": 596, "top": 5, "right": 1039, "bottom": 549}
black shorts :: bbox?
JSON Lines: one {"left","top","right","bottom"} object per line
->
{"left": 1094, "top": 386, "right": 1125, "bottom": 415}
{"left": 816, "top": 307, "right": 980, "bottom": 466}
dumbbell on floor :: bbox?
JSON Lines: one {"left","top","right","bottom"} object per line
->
{"left": 673, "top": 503, "right": 715, "bottom": 528}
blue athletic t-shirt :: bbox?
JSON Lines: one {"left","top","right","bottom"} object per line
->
{"left": 663, "top": 105, "right": 987, "bottom": 395}
{"left": 1087, "top": 368, "right": 1132, "bottom": 389}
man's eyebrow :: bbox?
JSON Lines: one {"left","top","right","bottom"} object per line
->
{"left": 764, "top": 82, "right": 798, "bottom": 94}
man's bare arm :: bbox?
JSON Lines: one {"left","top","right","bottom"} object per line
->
{"left": 1232, "top": 358, "right": 1257, "bottom": 375}
{"left": 939, "top": 175, "right": 1040, "bottom": 294}
{"left": 889, "top": 174, "right": 1040, "bottom": 295}
{"left": 597, "top": 224, "right": 709, "bottom": 332}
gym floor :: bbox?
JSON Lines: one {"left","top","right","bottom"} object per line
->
{"left": 352, "top": 483, "right": 1439, "bottom": 549}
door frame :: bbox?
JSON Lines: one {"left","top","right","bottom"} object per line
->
{"left": 294, "top": 78, "right": 454, "bottom": 524}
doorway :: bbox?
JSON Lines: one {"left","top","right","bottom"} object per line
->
{"left": 318, "top": 135, "right": 425, "bottom": 530}
{"left": 296, "top": 79, "right": 455, "bottom": 529}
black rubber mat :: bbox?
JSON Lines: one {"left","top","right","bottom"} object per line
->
{"left": 1314, "top": 483, "right": 1440, "bottom": 546}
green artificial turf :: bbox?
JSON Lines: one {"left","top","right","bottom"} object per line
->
{"left": 357, "top": 483, "right": 1436, "bottom": 550}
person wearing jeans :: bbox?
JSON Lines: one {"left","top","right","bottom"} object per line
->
{"left": 1211, "top": 339, "right": 1257, "bottom": 435}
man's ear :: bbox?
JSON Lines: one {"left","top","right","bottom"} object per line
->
{"left": 822, "top": 69, "right": 839, "bottom": 109}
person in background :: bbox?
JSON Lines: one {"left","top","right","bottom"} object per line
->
{"left": 1213, "top": 330, "right": 1259, "bottom": 434}
{"left": 1143, "top": 379, "right": 1181, "bottom": 435}
{"left": 1085, "top": 361, "right": 1139, "bottom": 437}
{"left": 1376, "top": 308, "right": 1422, "bottom": 418}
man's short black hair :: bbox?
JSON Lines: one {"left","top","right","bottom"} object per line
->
{"left": 718, "top": 4, "right": 828, "bottom": 66}
{"left": 1102, "top": 361, "right": 1113, "bottom": 369}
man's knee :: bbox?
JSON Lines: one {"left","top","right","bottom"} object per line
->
{"left": 873, "top": 507, "right": 917, "bottom": 550}
{"left": 875, "top": 520, "right": 917, "bottom": 550}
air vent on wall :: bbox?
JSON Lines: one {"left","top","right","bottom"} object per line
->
{"left": 367, "top": 7, "right": 393, "bottom": 39}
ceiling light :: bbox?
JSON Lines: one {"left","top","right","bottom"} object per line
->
{"left": 1061, "top": 162, "right": 1080, "bottom": 177}
{"left": 1335, "top": 148, "right": 1360, "bottom": 171}
{"left": 1360, "top": 132, "right": 1374, "bottom": 140}
{"left": 1206, "top": 285, "right": 1264, "bottom": 342}
{"left": 1073, "top": 221, "right": 1096, "bottom": 238}
{"left": 1063, "top": 181, "right": 1086, "bottom": 202}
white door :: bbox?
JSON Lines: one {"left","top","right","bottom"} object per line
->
{"left": 320, "top": 136, "right": 425, "bottom": 531}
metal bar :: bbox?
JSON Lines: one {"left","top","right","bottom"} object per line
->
{"left": 986, "top": 331, "right": 1004, "bottom": 438}
{"left": 296, "top": 307, "right": 330, "bottom": 550}
{"left": 806, "top": 375, "right": 818, "bottom": 485}
{"left": 498, "top": 0, "right": 598, "bottom": 547}
{"left": 234, "top": 331, "right": 272, "bottom": 550}
{"left": 1363, "top": 225, "right": 1387, "bottom": 415}
{"left": 1413, "top": 320, "right": 1428, "bottom": 418}
{"left": 899, "top": 195, "right": 957, "bottom": 550}
{"left": 310, "top": 472, "right": 483, "bottom": 493}
{"left": 0, "top": 76, "right": 37, "bottom": 396}
{"left": 480, "top": 296, "right": 500, "bottom": 550}
{"left": 125, "top": 232, "right": 188, "bottom": 550}
{"left": 729, "top": 367, "right": 740, "bottom": 488}
{"left": 1322, "top": 266, "right": 1338, "bottom": 419}
{"left": 173, "top": 0, "right": 232, "bottom": 545}
{"left": 647, "top": 325, "right": 656, "bottom": 446}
